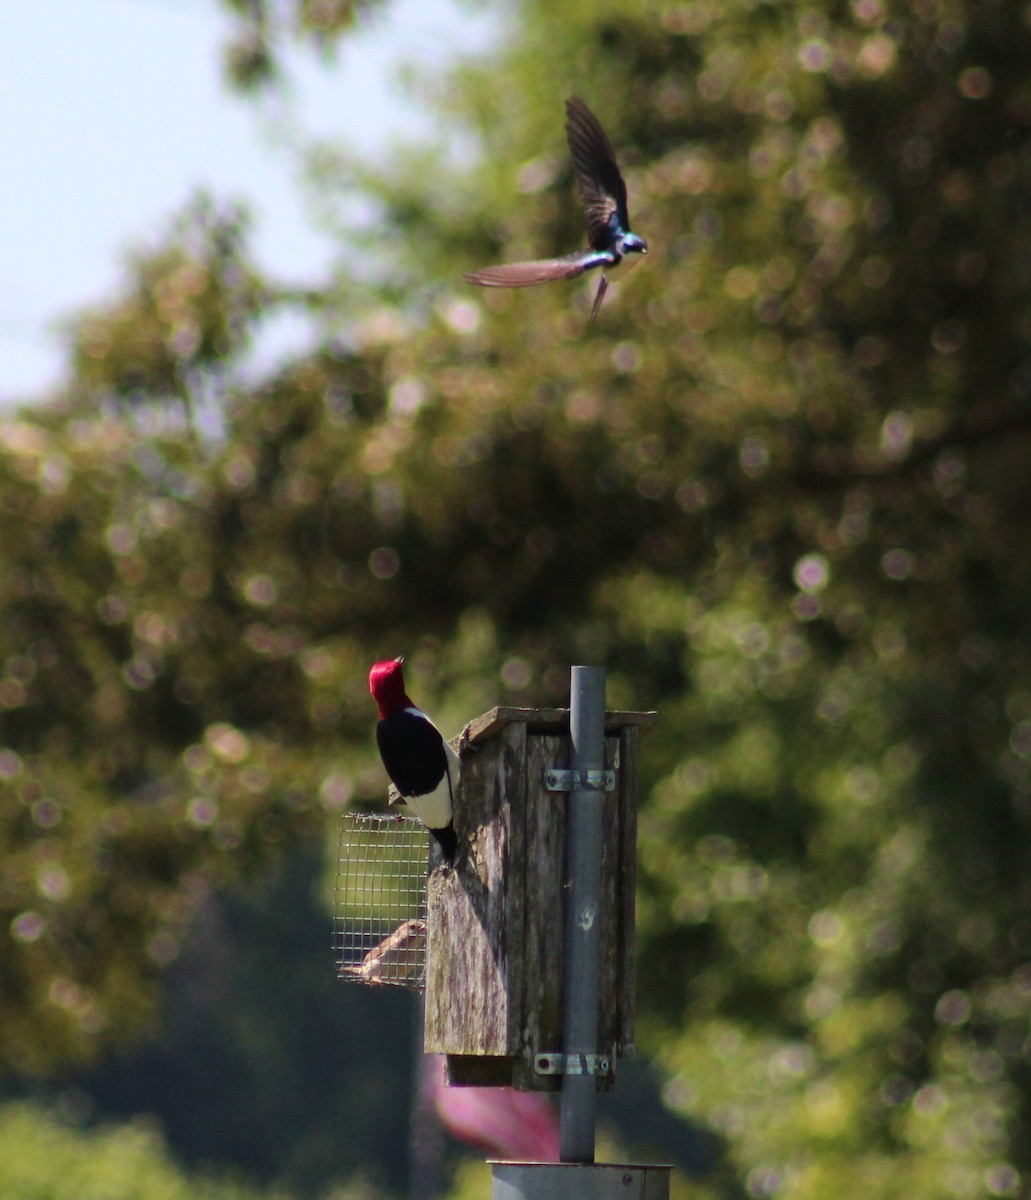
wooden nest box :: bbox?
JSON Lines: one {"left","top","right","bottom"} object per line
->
{"left": 424, "top": 705, "right": 655, "bottom": 1090}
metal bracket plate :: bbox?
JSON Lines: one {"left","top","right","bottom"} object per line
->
{"left": 544, "top": 768, "right": 616, "bottom": 793}
{"left": 534, "top": 1052, "right": 612, "bottom": 1077}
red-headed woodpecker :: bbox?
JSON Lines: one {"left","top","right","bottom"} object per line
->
{"left": 369, "top": 657, "right": 459, "bottom": 862}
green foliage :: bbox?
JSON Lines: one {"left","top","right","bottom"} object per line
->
{"left": 73, "top": 848, "right": 421, "bottom": 1198}
{"left": 0, "top": 1101, "right": 291, "bottom": 1199}
{"left": 217, "top": 0, "right": 387, "bottom": 92}
{"left": 67, "top": 196, "right": 268, "bottom": 415}
{"left": 4, "top": 0, "right": 1031, "bottom": 1196}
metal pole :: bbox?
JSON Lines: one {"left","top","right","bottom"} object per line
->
{"left": 409, "top": 1001, "right": 443, "bottom": 1200}
{"left": 559, "top": 665, "right": 606, "bottom": 1163}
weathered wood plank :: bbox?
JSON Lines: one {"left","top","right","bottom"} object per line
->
{"left": 466, "top": 707, "right": 657, "bottom": 746}
{"left": 424, "top": 721, "right": 526, "bottom": 1055}
{"left": 513, "top": 733, "right": 567, "bottom": 1090}
{"left": 445, "top": 1054, "right": 515, "bottom": 1087}
{"left": 616, "top": 726, "right": 638, "bottom": 1059}
{"left": 597, "top": 734, "right": 622, "bottom": 1083}
{"left": 424, "top": 706, "right": 652, "bottom": 1088}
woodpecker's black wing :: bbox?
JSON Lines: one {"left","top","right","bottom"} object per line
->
{"left": 565, "top": 96, "right": 631, "bottom": 251}
{"left": 376, "top": 711, "right": 449, "bottom": 797}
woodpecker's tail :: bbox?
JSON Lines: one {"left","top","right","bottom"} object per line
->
{"left": 431, "top": 823, "right": 458, "bottom": 864}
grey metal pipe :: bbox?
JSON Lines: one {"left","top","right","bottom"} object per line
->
{"left": 558, "top": 665, "right": 606, "bottom": 1163}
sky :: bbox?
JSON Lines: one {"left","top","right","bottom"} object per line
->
{"left": 0, "top": 0, "right": 496, "bottom": 406}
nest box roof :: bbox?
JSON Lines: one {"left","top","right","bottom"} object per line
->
{"left": 464, "top": 706, "right": 657, "bottom": 747}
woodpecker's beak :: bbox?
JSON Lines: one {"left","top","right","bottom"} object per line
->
{"left": 394, "top": 655, "right": 405, "bottom": 665}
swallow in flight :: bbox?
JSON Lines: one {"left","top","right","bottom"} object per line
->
{"left": 465, "top": 97, "right": 647, "bottom": 319}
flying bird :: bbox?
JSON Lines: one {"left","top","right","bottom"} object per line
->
{"left": 369, "top": 657, "right": 459, "bottom": 862}
{"left": 465, "top": 96, "right": 647, "bottom": 319}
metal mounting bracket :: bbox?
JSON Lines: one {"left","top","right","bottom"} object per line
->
{"left": 544, "top": 768, "right": 616, "bottom": 793}
{"left": 534, "top": 1052, "right": 612, "bottom": 1077}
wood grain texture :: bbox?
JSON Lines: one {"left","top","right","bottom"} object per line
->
{"left": 424, "top": 707, "right": 652, "bottom": 1089}
{"left": 596, "top": 734, "right": 623, "bottom": 1079}
{"left": 617, "top": 726, "right": 638, "bottom": 1058}
{"left": 425, "top": 721, "right": 526, "bottom": 1056}
{"left": 465, "top": 707, "right": 656, "bottom": 745}
{"left": 513, "top": 733, "right": 568, "bottom": 1090}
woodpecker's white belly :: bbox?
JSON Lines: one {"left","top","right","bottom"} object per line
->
{"left": 403, "top": 733, "right": 459, "bottom": 831}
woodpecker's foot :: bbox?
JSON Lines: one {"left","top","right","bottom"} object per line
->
{"left": 457, "top": 723, "right": 479, "bottom": 757}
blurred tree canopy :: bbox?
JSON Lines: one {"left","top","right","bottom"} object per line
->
{"left": 3, "top": 0, "right": 1031, "bottom": 1197}
{"left": 0, "top": 1100, "right": 293, "bottom": 1199}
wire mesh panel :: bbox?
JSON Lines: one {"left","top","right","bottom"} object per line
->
{"left": 334, "top": 812, "right": 428, "bottom": 990}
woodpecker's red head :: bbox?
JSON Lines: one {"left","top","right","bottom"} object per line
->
{"left": 369, "top": 656, "right": 413, "bottom": 719}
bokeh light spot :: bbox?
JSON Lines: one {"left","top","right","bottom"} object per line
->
{"left": 793, "top": 553, "right": 830, "bottom": 593}
{"left": 369, "top": 547, "right": 400, "bottom": 580}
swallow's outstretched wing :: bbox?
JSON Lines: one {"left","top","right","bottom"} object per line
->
{"left": 564, "top": 96, "right": 631, "bottom": 250}
{"left": 464, "top": 251, "right": 592, "bottom": 288}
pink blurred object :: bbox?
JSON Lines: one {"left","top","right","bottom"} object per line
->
{"left": 428, "top": 1056, "right": 560, "bottom": 1161}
